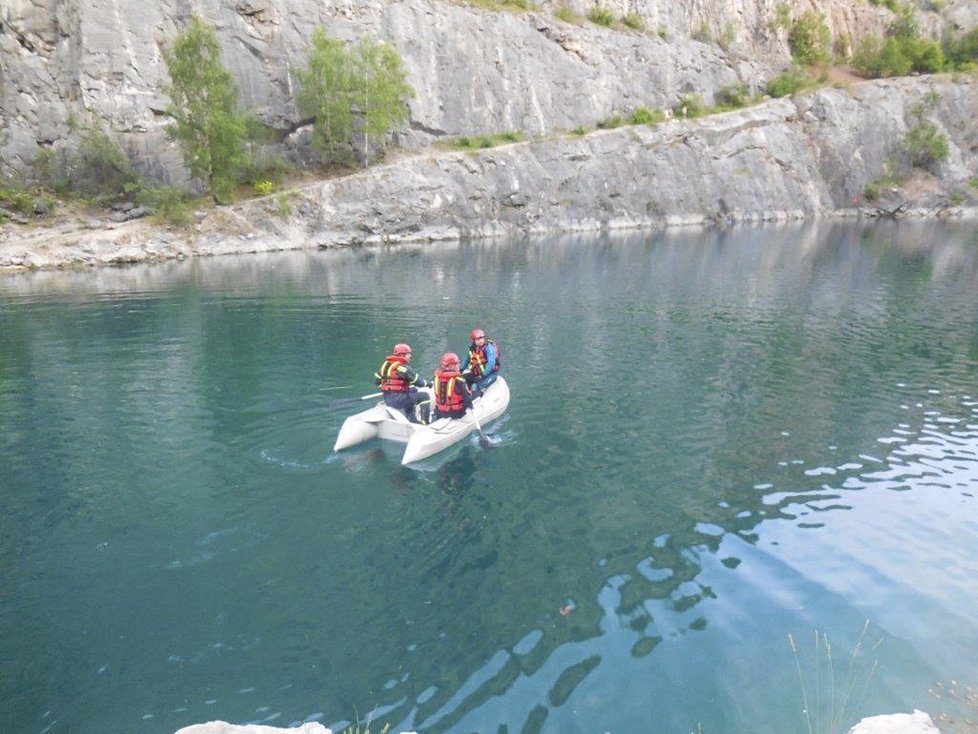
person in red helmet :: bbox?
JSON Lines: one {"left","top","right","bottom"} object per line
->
{"left": 460, "top": 328, "right": 500, "bottom": 397}
{"left": 374, "top": 342, "right": 430, "bottom": 423}
{"left": 432, "top": 352, "right": 474, "bottom": 420}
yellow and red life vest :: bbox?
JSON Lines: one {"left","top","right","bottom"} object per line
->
{"left": 378, "top": 355, "right": 410, "bottom": 392}
{"left": 434, "top": 368, "right": 466, "bottom": 413}
{"left": 467, "top": 339, "right": 500, "bottom": 378}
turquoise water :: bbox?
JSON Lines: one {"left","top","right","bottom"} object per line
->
{"left": 1, "top": 222, "right": 977, "bottom": 734}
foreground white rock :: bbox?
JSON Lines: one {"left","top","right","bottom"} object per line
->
{"left": 846, "top": 709, "right": 940, "bottom": 734}
{"left": 174, "top": 722, "right": 330, "bottom": 734}
{"left": 173, "top": 712, "right": 935, "bottom": 734}
{"left": 173, "top": 722, "right": 419, "bottom": 734}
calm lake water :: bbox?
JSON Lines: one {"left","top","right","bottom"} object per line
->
{"left": 1, "top": 222, "right": 977, "bottom": 734}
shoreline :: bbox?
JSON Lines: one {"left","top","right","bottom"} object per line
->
{"left": 3, "top": 199, "right": 976, "bottom": 275}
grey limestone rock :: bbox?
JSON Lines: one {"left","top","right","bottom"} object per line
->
{"left": 3, "top": 0, "right": 969, "bottom": 183}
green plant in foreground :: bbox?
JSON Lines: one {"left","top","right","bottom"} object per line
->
{"left": 342, "top": 720, "right": 391, "bottom": 734}
{"left": 788, "top": 621, "right": 882, "bottom": 734}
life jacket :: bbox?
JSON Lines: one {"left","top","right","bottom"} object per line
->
{"left": 467, "top": 339, "right": 501, "bottom": 378}
{"left": 378, "top": 355, "right": 410, "bottom": 392}
{"left": 434, "top": 368, "right": 466, "bottom": 413}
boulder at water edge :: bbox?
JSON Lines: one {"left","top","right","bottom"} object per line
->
{"left": 846, "top": 709, "right": 940, "bottom": 734}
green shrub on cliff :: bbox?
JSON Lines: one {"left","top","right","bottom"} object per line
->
{"left": 765, "top": 66, "right": 816, "bottom": 97}
{"left": 852, "top": 4, "right": 947, "bottom": 78}
{"left": 161, "top": 16, "right": 253, "bottom": 203}
{"left": 71, "top": 126, "right": 141, "bottom": 204}
{"left": 788, "top": 11, "right": 831, "bottom": 66}
{"left": 715, "top": 82, "right": 752, "bottom": 109}
{"left": 296, "top": 28, "right": 414, "bottom": 166}
{"left": 944, "top": 26, "right": 978, "bottom": 67}
{"left": 903, "top": 121, "right": 949, "bottom": 171}
{"left": 0, "top": 187, "right": 51, "bottom": 218}
{"left": 587, "top": 5, "right": 616, "bottom": 27}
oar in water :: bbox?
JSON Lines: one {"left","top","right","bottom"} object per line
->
{"left": 468, "top": 408, "right": 491, "bottom": 448}
{"left": 330, "top": 392, "right": 382, "bottom": 409}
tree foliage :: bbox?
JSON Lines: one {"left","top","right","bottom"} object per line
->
{"left": 788, "top": 11, "right": 831, "bottom": 66}
{"left": 943, "top": 26, "right": 978, "bottom": 67}
{"left": 296, "top": 28, "right": 414, "bottom": 165}
{"left": 851, "top": 4, "right": 947, "bottom": 78}
{"left": 295, "top": 30, "right": 352, "bottom": 162}
{"left": 162, "top": 16, "right": 251, "bottom": 202}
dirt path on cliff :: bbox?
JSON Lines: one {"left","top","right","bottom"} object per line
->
{"left": 825, "top": 65, "right": 867, "bottom": 86}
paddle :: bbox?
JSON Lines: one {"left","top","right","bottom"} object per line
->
{"left": 330, "top": 392, "right": 382, "bottom": 409}
{"left": 468, "top": 407, "right": 491, "bottom": 448}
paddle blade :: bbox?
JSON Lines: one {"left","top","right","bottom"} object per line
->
{"left": 468, "top": 408, "right": 492, "bottom": 449}
{"left": 330, "top": 392, "right": 382, "bottom": 410}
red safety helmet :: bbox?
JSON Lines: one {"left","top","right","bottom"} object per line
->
{"left": 440, "top": 352, "right": 460, "bottom": 369}
{"left": 393, "top": 343, "right": 413, "bottom": 357}
{"left": 469, "top": 328, "right": 485, "bottom": 341}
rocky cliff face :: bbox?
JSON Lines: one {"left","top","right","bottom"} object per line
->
{"left": 1, "top": 1, "right": 977, "bottom": 271}
{"left": 2, "top": 0, "right": 974, "bottom": 183}
{"left": 2, "top": 74, "right": 975, "bottom": 271}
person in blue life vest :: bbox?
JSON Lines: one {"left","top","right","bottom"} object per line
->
{"left": 460, "top": 328, "right": 500, "bottom": 397}
{"left": 374, "top": 342, "right": 430, "bottom": 424}
{"left": 432, "top": 352, "right": 474, "bottom": 420}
